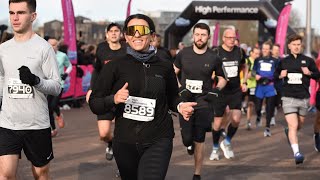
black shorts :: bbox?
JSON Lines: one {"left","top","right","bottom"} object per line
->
{"left": 214, "top": 90, "right": 242, "bottom": 117}
{"left": 247, "top": 88, "right": 256, "bottom": 102}
{"left": 316, "top": 91, "right": 320, "bottom": 111}
{"left": 0, "top": 127, "right": 53, "bottom": 167}
{"left": 179, "top": 108, "right": 213, "bottom": 144}
{"left": 97, "top": 112, "right": 115, "bottom": 121}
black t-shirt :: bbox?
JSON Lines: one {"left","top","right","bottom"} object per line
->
{"left": 275, "top": 54, "right": 319, "bottom": 99}
{"left": 213, "top": 46, "right": 245, "bottom": 94}
{"left": 90, "top": 41, "right": 127, "bottom": 89}
{"left": 174, "top": 46, "right": 224, "bottom": 109}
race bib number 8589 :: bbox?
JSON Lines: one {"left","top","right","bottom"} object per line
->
{"left": 123, "top": 96, "right": 156, "bottom": 122}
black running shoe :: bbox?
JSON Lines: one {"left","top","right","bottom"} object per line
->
{"left": 314, "top": 134, "right": 320, "bottom": 152}
{"left": 106, "top": 141, "right": 113, "bottom": 161}
{"left": 187, "top": 143, "right": 194, "bottom": 155}
{"left": 193, "top": 174, "right": 201, "bottom": 180}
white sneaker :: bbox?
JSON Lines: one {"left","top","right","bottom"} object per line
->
{"left": 270, "top": 117, "right": 276, "bottom": 126}
{"left": 264, "top": 128, "right": 271, "bottom": 137}
{"left": 209, "top": 148, "right": 220, "bottom": 161}
{"left": 220, "top": 141, "right": 234, "bottom": 159}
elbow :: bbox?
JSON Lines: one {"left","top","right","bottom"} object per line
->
{"left": 89, "top": 98, "right": 106, "bottom": 115}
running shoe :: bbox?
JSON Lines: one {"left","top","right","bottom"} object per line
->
{"left": 187, "top": 143, "right": 194, "bottom": 155}
{"left": 314, "top": 134, "right": 320, "bottom": 152}
{"left": 294, "top": 152, "right": 304, "bottom": 165}
{"left": 220, "top": 141, "right": 234, "bottom": 159}
{"left": 270, "top": 117, "right": 276, "bottom": 126}
{"left": 264, "top": 128, "right": 271, "bottom": 137}
{"left": 209, "top": 148, "right": 220, "bottom": 161}
{"left": 106, "top": 142, "right": 113, "bottom": 161}
{"left": 115, "top": 169, "right": 121, "bottom": 178}
{"left": 193, "top": 174, "right": 201, "bottom": 180}
{"left": 56, "top": 114, "right": 65, "bottom": 128}
{"left": 256, "top": 116, "right": 262, "bottom": 128}
{"left": 246, "top": 121, "right": 252, "bottom": 130}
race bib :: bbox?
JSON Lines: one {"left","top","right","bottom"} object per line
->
{"left": 287, "top": 73, "right": 303, "bottom": 84}
{"left": 224, "top": 66, "right": 238, "bottom": 78}
{"left": 123, "top": 96, "right": 156, "bottom": 122}
{"left": 186, "top": 79, "right": 203, "bottom": 94}
{"left": 7, "top": 78, "right": 33, "bottom": 99}
{"left": 249, "top": 88, "right": 255, "bottom": 95}
{"left": 260, "top": 62, "right": 272, "bottom": 72}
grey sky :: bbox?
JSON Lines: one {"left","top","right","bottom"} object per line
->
{"left": 0, "top": 0, "right": 319, "bottom": 31}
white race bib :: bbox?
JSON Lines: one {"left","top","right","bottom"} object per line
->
{"left": 7, "top": 78, "right": 33, "bottom": 99}
{"left": 260, "top": 62, "right": 272, "bottom": 72}
{"left": 186, "top": 79, "right": 203, "bottom": 94}
{"left": 224, "top": 66, "right": 238, "bottom": 78}
{"left": 123, "top": 96, "right": 156, "bottom": 122}
{"left": 287, "top": 73, "right": 303, "bottom": 84}
{"left": 249, "top": 88, "right": 256, "bottom": 95}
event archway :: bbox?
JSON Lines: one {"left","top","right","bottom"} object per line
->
{"left": 164, "top": 0, "right": 295, "bottom": 49}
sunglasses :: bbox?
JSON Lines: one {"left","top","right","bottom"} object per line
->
{"left": 126, "top": 25, "right": 151, "bottom": 36}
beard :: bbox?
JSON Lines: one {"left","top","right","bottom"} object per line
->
{"left": 194, "top": 40, "right": 207, "bottom": 49}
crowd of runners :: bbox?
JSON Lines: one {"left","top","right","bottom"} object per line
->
{"left": 1, "top": 0, "right": 320, "bottom": 180}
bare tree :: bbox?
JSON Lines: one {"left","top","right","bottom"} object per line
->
{"left": 289, "top": 8, "right": 301, "bottom": 28}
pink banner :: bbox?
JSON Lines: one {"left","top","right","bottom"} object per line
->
{"left": 61, "top": 65, "right": 76, "bottom": 99}
{"left": 61, "top": 0, "right": 77, "bottom": 65}
{"left": 212, "top": 22, "right": 220, "bottom": 47}
{"left": 127, "top": 0, "right": 132, "bottom": 18}
{"left": 318, "top": 50, "right": 320, "bottom": 60}
{"left": 275, "top": 4, "right": 292, "bottom": 57}
{"left": 74, "top": 65, "right": 94, "bottom": 98}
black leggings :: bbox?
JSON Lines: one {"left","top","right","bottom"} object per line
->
{"left": 255, "top": 96, "right": 275, "bottom": 128}
{"left": 48, "top": 89, "right": 63, "bottom": 130}
{"left": 113, "top": 138, "right": 173, "bottom": 180}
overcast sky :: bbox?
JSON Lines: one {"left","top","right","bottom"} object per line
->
{"left": 0, "top": 0, "right": 319, "bottom": 30}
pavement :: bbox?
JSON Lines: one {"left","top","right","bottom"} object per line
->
{"left": 17, "top": 104, "right": 320, "bottom": 180}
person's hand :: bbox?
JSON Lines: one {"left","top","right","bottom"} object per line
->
{"left": 61, "top": 73, "right": 68, "bottom": 80}
{"left": 178, "top": 102, "right": 197, "bottom": 120}
{"left": 178, "top": 88, "right": 193, "bottom": 101}
{"left": 241, "top": 83, "right": 247, "bottom": 92}
{"left": 258, "top": 77, "right": 270, "bottom": 85}
{"left": 18, "top": 66, "right": 40, "bottom": 86}
{"left": 204, "top": 88, "right": 221, "bottom": 102}
{"left": 114, "top": 83, "right": 129, "bottom": 104}
{"left": 280, "top": 70, "right": 287, "bottom": 78}
{"left": 301, "top": 67, "right": 311, "bottom": 76}
{"left": 86, "top": 90, "right": 92, "bottom": 103}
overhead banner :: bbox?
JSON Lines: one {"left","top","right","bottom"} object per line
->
{"left": 212, "top": 22, "right": 220, "bottom": 47}
{"left": 61, "top": 0, "right": 77, "bottom": 65}
{"left": 275, "top": 4, "right": 292, "bottom": 57}
{"left": 126, "top": 0, "right": 132, "bottom": 18}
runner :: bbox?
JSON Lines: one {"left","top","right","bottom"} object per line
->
{"left": 174, "top": 23, "right": 226, "bottom": 179}
{"left": 271, "top": 43, "right": 282, "bottom": 126}
{"left": 89, "top": 14, "right": 196, "bottom": 180}
{"left": 47, "top": 37, "right": 72, "bottom": 137}
{"left": 86, "top": 22, "right": 126, "bottom": 161}
{"left": 0, "top": 0, "right": 61, "bottom": 179}
{"left": 252, "top": 41, "right": 277, "bottom": 136}
{"left": 151, "top": 33, "right": 173, "bottom": 62}
{"left": 210, "top": 28, "right": 248, "bottom": 160}
{"left": 276, "top": 34, "right": 320, "bottom": 164}
{"left": 245, "top": 47, "right": 260, "bottom": 130}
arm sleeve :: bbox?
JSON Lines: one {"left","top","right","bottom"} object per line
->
{"left": 214, "top": 57, "right": 225, "bottom": 78}
{"left": 309, "top": 58, "right": 320, "bottom": 79}
{"left": 0, "top": 54, "right": 4, "bottom": 97}
{"left": 173, "top": 50, "right": 183, "bottom": 69}
{"left": 89, "top": 62, "right": 116, "bottom": 115}
{"left": 166, "top": 64, "right": 181, "bottom": 112}
{"left": 274, "top": 60, "right": 282, "bottom": 79}
{"left": 34, "top": 47, "right": 61, "bottom": 96}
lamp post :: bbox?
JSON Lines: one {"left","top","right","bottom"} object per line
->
{"left": 305, "top": 0, "right": 312, "bottom": 56}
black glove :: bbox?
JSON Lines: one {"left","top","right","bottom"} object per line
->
{"left": 18, "top": 66, "right": 40, "bottom": 86}
{"left": 61, "top": 73, "right": 68, "bottom": 80}
{"left": 204, "top": 88, "right": 222, "bottom": 102}
{"left": 258, "top": 77, "right": 270, "bottom": 85}
{"left": 178, "top": 87, "right": 193, "bottom": 101}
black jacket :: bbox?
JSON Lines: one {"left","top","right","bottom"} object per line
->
{"left": 89, "top": 54, "right": 181, "bottom": 144}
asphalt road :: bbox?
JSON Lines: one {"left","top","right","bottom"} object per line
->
{"left": 17, "top": 104, "right": 320, "bottom": 180}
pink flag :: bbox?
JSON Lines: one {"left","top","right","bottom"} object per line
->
{"left": 275, "top": 4, "right": 292, "bottom": 57}
{"left": 61, "top": 0, "right": 77, "bottom": 65}
{"left": 126, "top": 0, "right": 132, "bottom": 18}
{"left": 212, "top": 22, "right": 220, "bottom": 47}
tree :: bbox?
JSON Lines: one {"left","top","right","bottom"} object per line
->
{"left": 289, "top": 8, "right": 301, "bottom": 28}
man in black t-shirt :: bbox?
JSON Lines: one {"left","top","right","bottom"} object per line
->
{"left": 86, "top": 23, "right": 126, "bottom": 162}
{"left": 174, "top": 23, "right": 226, "bottom": 180}
{"left": 210, "top": 28, "right": 248, "bottom": 160}
{"left": 151, "top": 33, "right": 173, "bottom": 62}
